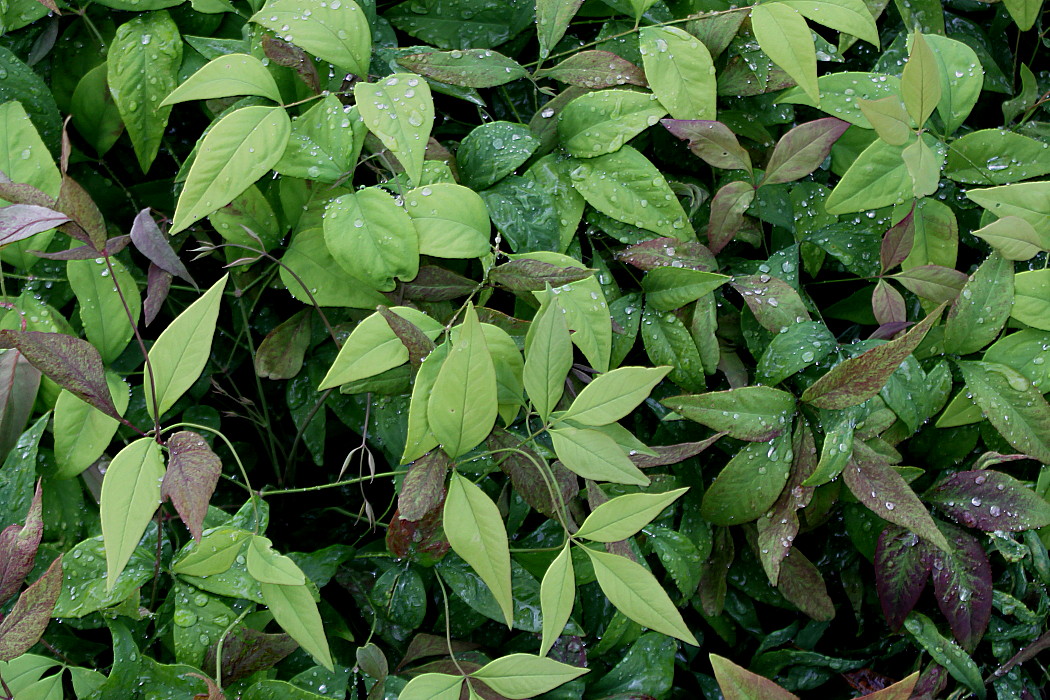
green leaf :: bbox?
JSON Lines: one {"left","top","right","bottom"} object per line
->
{"left": 984, "top": 329, "right": 1050, "bottom": 392}
{"left": 664, "top": 387, "right": 796, "bottom": 442}
{"left": 957, "top": 361, "right": 1050, "bottom": 464}
{"left": 946, "top": 130, "right": 1050, "bottom": 186}
{"left": 53, "top": 373, "right": 129, "bottom": 479}
{"left": 900, "top": 33, "right": 940, "bottom": 127}
{"left": 523, "top": 297, "right": 572, "bottom": 422}
{"left": 172, "top": 527, "right": 251, "bottom": 577}
{"left": 892, "top": 265, "right": 967, "bottom": 304}
{"left": 732, "top": 274, "right": 811, "bottom": 333}
{"left": 922, "top": 35, "right": 983, "bottom": 135}
{"left": 536, "top": 50, "right": 647, "bottom": 89}
{"left": 902, "top": 134, "right": 944, "bottom": 198}
{"left": 386, "top": 0, "right": 534, "bottom": 50}
{"left": 404, "top": 183, "right": 491, "bottom": 258}
{"left": 354, "top": 74, "right": 433, "bottom": 186}
{"left": 161, "top": 54, "right": 282, "bottom": 106}
{"left": 260, "top": 582, "right": 334, "bottom": 671}
{"left": 67, "top": 256, "right": 140, "bottom": 364}
{"left": 397, "top": 49, "right": 527, "bottom": 88}
{"left": 858, "top": 96, "right": 912, "bottom": 146}
{"left": 536, "top": 0, "right": 584, "bottom": 58}
{"left": 275, "top": 97, "right": 364, "bottom": 183}
{"left": 560, "top": 366, "right": 671, "bottom": 426}
{"left": 444, "top": 471, "right": 513, "bottom": 628}
{"left": 904, "top": 613, "right": 985, "bottom": 698}
{"left": 639, "top": 26, "right": 716, "bottom": 120}
{"left": 558, "top": 90, "right": 666, "bottom": 159}
{"left": 783, "top": 0, "right": 880, "bottom": 46}
{"left": 321, "top": 307, "right": 442, "bottom": 390}
{"left": 171, "top": 106, "right": 291, "bottom": 234}
{"left": 565, "top": 146, "right": 694, "bottom": 241}
{"left": 399, "top": 673, "right": 463, "bottom": 700}
{"left": 550, "top": 425, "right": 649, "bottom": 486}
{"left": 323, "top": 187, "right": 418, "bottom": 292}
{"left": 55, "top": 534, "right": 156, "bottom": 617}
{"left": 402, "top": 343, "right": 449, "bottom": 464}
{"left": 943, "top": 253, "right": 1014, "bottom": 355}
{"left": 642, "top": 268, "right": 730, "bottom": 311}
{"left": 70, "top": 63, "right": 124, "bottom": 157}
{"left": 966, "top": 182, "right": 1050, "bottom": 233}
{"left": 701, "top": 432, "right": 793, "bottom": 525}
{"left": 107, "top": 11, "right": 182, "bottom": 173}
{"left": 710, "top": 653, "right": 799, "bottom": 700}
{"left": 251, "top": 0, "right": 371, "bottom": 77}
{"left": 1012, "top": 269, "right": 1050, "bottom": 331}
{"left": 751, "top": 2, "right": 818, "bottom": 102}
{"left": 581, "top": 546, "right": 698, "bottom": 645}
{"left": 471, "top": 654, "right": 588, "bottom": 699}
{"left": 247, "top": 535, "right": 307, "bottom": 585}
{"left": 481, "top": 176, "right": 561, "bottom": 253}
{"left": 539, "top": 543, "right": 575, "bottom": 657}
{"left": 459, "top": 121, "right": 538, "bottom": 190}
{"left": 825, "top": 138, "right": 911, "bottom": 215}
{"left": 706, "top": 181, "right": 756, "bottom": 253}
{"left": 641, "top": 303, "right": 706, "bottom": 391}
{"left": 576, "top": 487, "right": 687, "bottom": 542}
{"left": 1002, "top": 0, "right": 1042, "bottom": 30}
{"left": 762, "top": 118, "right": 850, "bottom": 186}
{"left": 100, "top": 438, "right": 165, "bottom": 587}
{"left": 145, "top": 274, "right": 228, "bottom": 419}
{"left": 778, "top": 72, "right": 901, "bottom": 128}
{"left": 755, "top": 321, "right": 836, "bottom": 385}
{"left": 279, "top": 228, "right": 389, "bottom": 308}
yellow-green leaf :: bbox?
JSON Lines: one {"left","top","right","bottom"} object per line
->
{"left": 539, "top": 543, "right": 575, "bottom": 657}
{"left": 900, "top": 32, "right": 941, "bottom": 128}
{"left": 751, "top": 2, "right": 818, "bottom": 102}
{"left": 575, "top": 487, "right": 688, "bottom": 542}
{"left": 100, "top": 439, "right": 165, "bottom": 588}
{"left": 260, "top": 582, "right": 333, "bottom": 671}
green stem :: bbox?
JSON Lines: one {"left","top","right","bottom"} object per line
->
{"left": 260, "top": 469, "right": 407, "bottom": 496}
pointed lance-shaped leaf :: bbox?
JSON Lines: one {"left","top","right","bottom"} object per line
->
{"left": 710, "top": 653, "right": 799, "bottom": 700}
{"left": 706, "top": 181, "right": 755, "bottom": 254}
{"left": 401, "top": 265, "right": 477, "bottom": 301}
{"left": 926, "top": 470, "right": 1050, "bottom": 532}
{"left": 0, "top": 204, "right": 70, "bottom": 246}
{"left": 398, "top": 450, "right": 449, "bottom": 522}
{"left": 56, "top": 175, "right": 106, "bottom": 250}
{"left": 616, "top": 237, "right": 717, "bottom": 272}
{"left": 143, "top": 263, "right": 173, "bottom": 327}
{"left": 535, "top": 50, "right": 647, "bottom": 89}
{"left": 875, "top": 524, "right": 933, "bottom": 631}
{"left": 757, "top": 422, "right": 816, "bottom": 584}
{"left": 0, "top": 554, "right": 63, "bottom": 661}
{"left": 661, "top": 119, "right": 752, "bottom": 174}
{"left": 379, "top": 305, "right": 436, "bottom": 369}
{"left": 0, "top": 482, "right": 43, "bottom": 605}
{"left": 761, "top": 118, "right": 849, "bottom": 186}
{"left": 471, "top": 654, "right": 588, "bottom": 699}
{"left": 29, "top": 234, "right": 131, "bottom": 261}
{"left": 732, "top": 274, "right": 811, "bottom": 333}
{"left": 0, "top": 331, "right": 121, "bottom": 421}
{"left": 162, "top": 431, "right": 222, "bottom": 542}
{"left": 801, "top": 303, "right": 946, "bottom": 410}
{"left": 396, "top": 49, "right": 528, "bottom": 88}
{"left": 539, "top": 543, "right": 575, "bottom": 657}
{"left": 130, "top": 208, "right": 196, "bottom": 287}
{"left": 663, "top": 386, "right": 796, "bottom": 442}
{"left": 629, "top": 432, "right": 724, "bottom": 468}
{"left": 930, "top": 522, "right": 991, "bottom": 651}
{"left": 488, "top": 259, "right": 596, "bottom": 292}
{"left": 0, "top": 350, "right": 40, "bottom": 474}
{"left": 775, "top": 546, "right": 835, "bottom": 621}
{"left": 957, "top": 361, "right": 1050, "bottom": 464}
{"left": 892, "top": 266, "right": 967, "bottom": 304}
{"left": 880, "top": 208, "right": 915, "bottom": 273}
{"left": 254, "top": 309, "right": 311, "bottom": 380}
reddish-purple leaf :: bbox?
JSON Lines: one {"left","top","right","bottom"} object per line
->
{"left": 0, "top": 483, "right": 43, "bottom": 605}
{"left": 630, "top": 433, "right": 724, "bottom": 468}
{"left": 872, "top": 280, "right": 906, "bottom": 326}
{"left": 262, "top": 35, "right": 320, "bottom": 93}
{"left": 30, "top": 234, "right": 131, "bottom": 260}
{"left": 930, "top": 522, "right": 992, "bottom": 651}
{"left": 0, "top": 554, "right": 63, "bottom": 661}
{"left": 710, "top": 653, "right": 799, "bottom": 700}
{"left": 255, "top": 309, "right": 312, "bottom": 380}
{"left": 926, "top": 470, "right": 1050, "bottom": 532}
{"left": 776, "top": 546, "right": 834, "bottom": 621}
{"left": 757, "top": 423, "right": 816, "bottom": 583}
{"left": 202, "top": 625, "right": 298, "bottom": 687}
{"left": 706, "top": 181, "right": 755, "bottom": 253}
{"left": 398, "top": 450, "right": 449, "bottom": 521}
{"left": 378, "top": 306, "right": 436, "bottom": 369}
{"left": 801, "top": 303, "right": 945, "bottom": 410}
{"left": 400, "top": 265, "right": 476, "bottom": 301}
{"left": 397, "top": 49, "right": 527, "bottom": 88}
{"left": 396, "top": 633, "right": 478, "bottom": 672}
{"left": 891, "top": 265, "right": 968, "bottom": 304}
{"left": 910, "top": 663, "right": 948, "bottom": 700}
{"left": 0, "top": 331, "right": 120, "bottom": 420}
{"left": 162, "top": 431, "right": 223, "bottom": 541}
{"left": 855, "top": 672, "right": 920, "bottom": 700}
{"left": 0, "top": 181, "right": 55, "bottom": 208}
{"left": 488, "top": 259, "right": 595, "bottom": 292}
{"left": 972, "top": 452, "right": 1035, "bottom": 470}
{"left": 130, "top": 208, "right": 196, "bottom": 286}
{"left": 0, "top": 204, "right": 70, "bottom": 245}
{"left": 875, "top": 525, "right": 933, "bottom": 631}
{"left": 144, "top": 263, "right": 173, "bottom": 326}
{"left": 475, "top": 307, "right": 530, "bottom": 341}
{"left": 0, "top": 348, "right": 41, "bottom": 461}
{"left": 868, "top": 321, "right": 912, "bottom": 340}
{"left": 616, "top": 237, "right": 717, "bottom": 272}
{"left": 535, "top": 50, "right": 647, "bottom": 89}
{"left": 732, "top": 275, "right": 811, "bottom": 333}
{"left": 661, "top": 119, "right": 751, "bottom": 173}
{"left": 386, "top": 501, "right": 450, "bottom": 567}
{"left": 880, "top": 209, "right": 915, "bottom": 273}
{"left": 55, "top": 175, "right": 106, "bottom": 250}
{"left": 187, "top": 673, "right": 225, "bottom": 700}
{"left": 487, "top": 427, "right": 578, "bottom": 522}
{"left": 698, "top": 527, "right": 733, "bottom": 616}
{"left": 761, "top": 118, "right": 849, "bottom": 186}
{"left": 842, "top": 669, "right": 896, "bottom": 695}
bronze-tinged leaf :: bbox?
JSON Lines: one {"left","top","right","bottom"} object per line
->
{"left": 706, "top": 181, "right": 755, "bottom": 253}
{"left": 875, "top": 525, "right": 933, "bottom": 631}
{"left": 378, "top": 305, "right": 436, "bottom": 369}
{"left": 144, "top": 263, "right": 173, "bottom": 326}
{"left": 130, "top": 208, "right": 196, "bottom": 286}
{"left": 698, "top": 526, "right": 733, "bottom": 616}
{"left": 710, "top": 654, "right": 799, "bottom": 700}
{"left": 855, "top": 671, "right": 919, "bottom": 699}
{"left": 400, "top": 265, "right": 476, "bottom": 301}
{"left": 0, "top": 204, "right": 71, "bottom": 245}
{"left": 162, "top": 431, "right": 223, "bottom": 541}
{"left": 488, "top": 259, "right": 595, "bottom": 292}
{"left": 487, "top": 427, "right": 578, "bottom": 522}
{"left": 629, "top": 433, "right": 724, "bottom": 468}
{"left": 0, "top": 331, "right": 121, "bottom": 420}
{"left": 398, "top": 450, "right": 449, "bottom": 521}
{"left": 880, "top": 208, "right": 915, "bottom": 273}
{"left": 971, "top": 452, "right": 1034, "bottom": 470}
{"left": 757, "top": 422, "right": 816, "bottom": 584}
{"left": 535, "top": 50, "right": 647, "bottom": 88}
{"left": 55, "top": 174, "right": 106, "bottom": 250}
{"left": 872, "top": 280, "right": 906, "bottom": 326}
{"left": 732, "top": 275, "right": 811, "bottom": 333}
{"left": 187, "top": 672, "right": 226, "bottom": 700}
{"left": 0, "top": 554, "right": 63, "bottom": 661}
{"left": 262, "top": 36, "right": 320, "bottom": 92}
{"left": 801, "top": 303, "right": 946, "bottom": 410}
{"left": 661, "top": 119, "right": 752, "bottom": 173}
{"left": 29, "top": 234, "right": 131, "bottom": 261}
{"left": 891, "top": 266, "right": 968, "bottom": 304}
{"left": 395, "top": 633, "right": 479, "bottom": 672}
{"left": 0, "top": 181, "right": 56, "bottom": 208}
{"left": 616, "top": 237, "right": 717, "bottom": 272}
{"left": 909, "top": 663, "right": 948, "bottom": 700}
{"left": 255, "top": 309, "right": 312, "bottom": 380}
{"left": 0, "top": 348, "right": 41, "bottom": 462}
{"left": 761, "top": 118, "right": 849, "bottom": 186}
{"left": 776, "top": 546, "right": 835, "bottom": 621}
{"left": 202, "top": 625, "right": 298, "bottom": 687}
{"left": 930, "top": 522, "right": 991, "bottom": 651}
{"left": 386, "top": 503, "right": 450, "bottom": 567}
{"left": 0, "top": 482, "right": 43, "bottom": 605}
{"left": 926, "top": 470, "right": 1050, "bottom": 532}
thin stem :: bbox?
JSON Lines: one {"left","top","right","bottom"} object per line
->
{"left": 260, "top": 469, "right": 406, "bottom": 496}
{"left": 214, "top": 608, "right": 252, "bottom": 687}
{"left": 234, "top": 293, "right": 283, "bottom": 481}
{"left": 435, "top": 576, "right": 469, "bottom": 677}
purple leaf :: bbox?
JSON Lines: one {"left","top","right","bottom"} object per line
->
{"left": 706, "top": 181, "right": 755, "bottom": 253}
{"left": 880, "top": 209, "right": 915, "bottom": 273}
{"left": 162, "top": 431, "right": 223, "bottom": 541}
{"left": 872, "top": 280, "right": 906, "bottom": 325}
{"left": 757, "top": 423, "right": 816, "bottom": 583}
{"left": 868, "top": 321, "right": 912, "bottom": 340}
{"left": 629, "top": 433, "right": 724, "bottom": 468}
{"left": 488, "top": 259, "right": 595, "bottom": 292}
{"left": 144, "top": 263, "right": 173, "bottom": 326}
{"left": 55, "top": 175, "right": 106, "bottom": 250}
{"left": 926, "top": 470, "right": 1050, "bottom": 532}
{"left": 386, "top": 499, "right": 450, "bottom": 566}
{"left": 255, "top": 309, "right": 311, "bottom": 380}
{"left": 378, "top": 305, "right": 436, "bottom": 368}
{"left": 661, "top": 119, "right": 752, "bottom": 173}
{"left": 535, "top": 50, "right": 647, "bottom": 89}
{"left": 762, "top": 118, "right": 850, "bottom": 186}
{"left": 776, "top": 546, "right": 834, "bottom": 621}
{"left": 0, "top": 348, "right": 41, "bottom": 461}
{"left": 891, "top": 265, "right": 968, "bottom": 304}
{"left": 0, "top": 483, "right": 43, "bottom": 605}
{"left": 801, "top": 303, "right": 945, "bottom": 410}
{"left": 0, "top": 204, "right": 70, "bottom": 245}
{"left": 398, "top": 449, "right": 449, "bottom": 522}
{"left": 130, "top": 209, "right": 196, "bottom": 286}
{"left": 910, "top": 663, "right": 948, "bottom": 700}
{"left": 400, "top": 265, "right": 476, "bottom": 301}
{"left": 732, "top": 275, "right": 811, "bottom": 333}
{"left": 202, "top": 624, "right": 298, "bottom": 687}
{"left": 875, "top": 525, "right": 933, "bottom": 631}
{"left": 930, "top": 521, "right": 992, "bottom": 651}
{"left": 616, "top": 237, "right": 717, "bottom": 272}
{"left": 0, "top": 331, "right": 121, "bottom": 421}
{"left": 29, "top": 234, "right": 131, "bottom": 260}
{"left": 710, "top": 653, "right": 798, "bottom": 700}
{"left": 262, "top": 35, "right": 320, "bottom": 93}
{"left": 0, "top": 554, "right": 63, "bottom": 661}
{"left": 488, "top": 427, "right": 578, "bottom": 522}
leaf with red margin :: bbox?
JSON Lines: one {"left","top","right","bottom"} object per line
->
{"left": 187, "top": 673, "right": 225, "bottom": 700}
{"left": 909, "top": 663, "right": 948, "bottom": 700}
{"left": 880, "top": 208, "right": 915, "bottom": 273}
{"left": 0, "top": 482, "right": 43, "bottom": 605}
{"left": 926, "top": 470, "right": 1050, "bottom": 532}
{"left": 386, "top": 502, "right": 450, "bottom": 567}
{"left": 661, "top": 119, "right": 752, "bottom": 173}
{"left": 706, "top": 181, "right": 754, "bottom": 253}
{"left": 400, "top": 265, "right": 476, "bottom": 301}
{"left": 875, "top": 524, "right": 932, "bottom": 631}
{"left": 930, "top": 521, "right": 991, "bottom": 651}
{"left": 398, "top": 449, "right": 449, "bottom": 521}
{"left": 710, "top": 653, "right": 798, "bottom": 700}
{"left": 29, "top": 235, "right": 130, "bottom": 260}
{"left": 777, "top": 545, "right": 834, "bottom": 621}
{"left": 162, "top": 431, "right": 223, "bottom": 542}
{"left": 0, "top": 348, "right": 41, "bottom": 461}
{"left": 0, "top": 554, "right": 63, "bottom": 661}
{"left": 757, "top": 422, "right": 816, "bottom": 583}
{"left": 616, "top": 237, "right": 717, "bottom": 272}
{"left": 762, "top": 118, "right": 849, "bottom": 186}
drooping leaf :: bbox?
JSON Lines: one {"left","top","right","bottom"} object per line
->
{"left": 0, "top": 555, "right": 63, "bottom": 662}
{"left": 756, "top": 423, "right": 816, "bottom": 583}
{"left": 206, "top": 624, "right": 299, "bottom": 686}
{"left": 664, "top": 387, "right": 796, "bottom": 442}
{"left": 354, "top": 74, "right": 433, "bottom": 185}
{"left": 957, "top": 361, "right": 1050, "bottom": 464}
{"left": 0, "top": 349, "right": 40, "bottom": 463}
{"left": 251, "top": 0, "right": 371, "bottom": 77}
{"left": 776, "top": 546, "right": 835, "bottom": 621}
{"left": 0, "top": 204, "right": 69, "bottom": 246}
{"left": 880, "top": 210, "right": 915, "bottom": 273}
{"left": 399, "top": 673, "right": 464, "bottom": 700}
{"left": 875, "top": 525, "right": 933, "bottom": 631}
{"left": 523, "top": 297, "right": 572, "bottom": 422}
{"left": 260, "top": 582, "right": 334, "bottom": 671}
{"left": 129, "top": 208, "right": 195, "bottom": 286}
{"left": 639, "top": 26, "right": 716, "bottom": 121}
{"left": 761, "top": 118, "right": 849, "bottom": 186}
{"left": 100, "top": 438, "right": 166, "bottom": 587}
{"left": 930, "top": 522, "right": 991, "bottom": 651}
{"left": 162, "top": 431, "right": 222, "bottom": 541}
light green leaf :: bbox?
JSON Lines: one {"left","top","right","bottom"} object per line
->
{"left": 320, "top": 307, "right": 443, "bottom": 389}
{"left": 900, "top": 32, "right": 940, "bottom": 128}
{"left": 444, "top": 471, "right": 513, "bottom": 628}
{"left": 405, "top": 183, "right": 491, "bottom": 258}
{"left": 576, "top": 487, "right": 688, "bottom": 542}
{"left": 536, "top": 0, "right": 584, "bottom": 58}
{"left": 560, "top": 366, "right": 671, "bottom": 426}
{"left": 171, "top": 527, "right": 251, "bottom": 576}
{"left": 924, "top": 35, "right": 982, "bottom": 135}
{"left": 100, "top": 438, "right": 165, "bottom": 587}
{"left": 67, "top": 256, "right": 141, "bottom": 364}
{"left": 279, "top": 227, "right": 389, "bottom": 308}
{"left": 857, "top": 96, "right": 912, "bottom": 146}
{"left": 958, "top": 361, "right": 1050, "bottom": 464}
{"left": 246, "top": 535, "right": 306, "bottom": 585}
{"left": 251, "top": 0, "right": 371, "bottom": 77}
{"left": 751, "top": 2, "right": 818, "bottom": 102}
{"left": 558, "top": 90, "right": 666, "bottom": 158}
{"left": 539, "top": 543, "right": 575, "bottom": 657}
{"left": 642, "top": 268, "right": 730, "bottom": 311}
{"left": 400, "top": 673, "right": 463, "bottom": 700}
{"left": 523, "top": 297, "right": 572, "bottom": 422}
{"left": 549, "top": 425, "right": 649, "bottom": 486}
{"left": 581, "top": 546, "right": 698, "bottom": 645}
{"left": 639, "top": 25, "right": 716, "bottom": 120}
{"left": 354, "top": 74, "right": 433, "bottom": 185}
{"left": 261, "top": 582, "right": 334, "bottom": 671}
{"left": 701, "top": 433, "right": 793, "bottom": 525}
{"left": 565, "top": 146, "right": 695, "bottom": 241}
{"left": 275, "top": 98, "right": 364, "bottom": 183}
{"left": 0, "top": 102, "right": 60, "bottom": 205}
{"left": 161, "top": 54, "right": 282, "bottom": 106}
{"left": 53, "top": 373, "right": 129, "bottom": 479}
{"left": 945, "top": 130, "right": 1050, "bottom": 186}
{"left": 903, "top": 198, "right": 958, "bottom": 270}
{"left": 904, "top": 613, "right": 985, "bottom": 698}
{"left": 1002, "top": 0, "right": 1043, "bottom": 30}
{"left": 902, "top": 134, "right": 944, "bottom": 198}
{"left": 428, "top": 304, "right": 497, "bottom": 458}
{"left": 402, "top": 343, "right": 449, "bottom": 464}
{"left": 972, "top": 216, "right": 1048, "bottom": 261}
{"left": 145, "top": 274, "right": 227, "bottom": 419}
{"left": 108, "top": 11, "right": 182, "bottom": 173}
{"left": 783, "top": 0, "right": 880, "bottom": 46}
{"left": 171, "top": 106, "right": 291, "bottom": 234}
{"left": 943, "top": 253, "right": 1014, "bottom": 355}
{"left": 778, "top": 72, "right": 901, "bottom": 128}
{"left": 663, "top": 387, "right": 796, "bottom": 442}
{"left": 825, "top": 137, "right": 911, "bottom": 215}
{"left": 1013, "top": 270, "right": 1050, "bottom": 331}
{"left": 472, "top": 654, "right": 589, "bottom": 699}
{"left": 966, "top": 182, "right": 1050, "bottom": 233}
{"left": 984, "top": 329, "right": 1050, "bottom": 392}
{"left": 323, "top": 187, "right": 418, "bottom": 291}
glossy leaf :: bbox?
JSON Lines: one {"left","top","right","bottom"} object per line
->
{"left": 324, "top": 187, "right": 418, "bottom": 292}
{"left": 251, "top": 0, "right": 371, "bottom": 77}
{"left": 900, "top": 33, "right": 940, "bottom": 127}
{"left": 397, "top": 49, "right": 527, "bottom": 87}
{"left": 642, "top": 268, "right": 730, "bottom": 311}
{"left": 1013, "top": 269, "right": 1050, "bottom": 331}
{"left": 757, "top": 424, "right": 816, "bottom": 583}
{"left": 930, "top": 522, "right": 991, "bottom": 651}
{"left": 875, "top": 525, "right": 933, "bottom": 631}
{"left": 904, "top": 613, "right": 985, "bottom": 699}
{"left": 320, "top": 307, "right": 442, "bottom": 389}
{"left": 539, "top": 543, "right": 575, "bottom": 657}
{"left": 130, "top": 209, "right": 194, "bottom": 285}
{"left": 459, "top": 121, "right": 538, "bottom": 190}
{"left": 701, "top": 432, "right": 792, "bottom": 525}
{"left": 354, "top": 74, "right": 433, "bottom": 185}
{"left": 405, "top": 183, "right": 491, "bottom": 258}
{"left": 171, "top": 527, "right": 251, "bottom": 577}
{"left": 279, "top": 228, "right": 388, "bottom": 308}
{"left": 161, "top": 54, "right": 282, "bottom": 105}
{"left": 927, "top": 470, "right": 1050, "bottom": 532}
{"left": 825, "top": 138, "right": 911, "bottom": 215}
{"left": 858, "top": 96, "right": 911, "bottom": 146}
{"left": 398, "top": 450, "right": 449, "bottom": 521}
{"left": 471, "top": 654, "right": 588, "bottom": 699}
{"left": 779, "top": 72, "right": 902, "bottom": 128}
{"left": 751, "top": 2, "right": 818, "bottom": 102}
{"left": 666, "top": 387, "right": 795, "bottom": 442}
{"left": 639, "top": 25, "right": 716, "bottom": 120}
{"left": 0, "top": 204, "right": 69, "bottom": 245}
{"left": 957, "top": 361, "right": 1050, "bottom": 463}
{"left": 247, "top": 535, "right": 306, "bottom": 585}
{"left": 924, "top": 35, "right": 982, "bottom": 136}
{"left": 706, "top": 181, "right": 755, "bottom": 253}
{"left": 67, "top": 255, "right": 140, "bottom": 364}
{"left": 943, "top": 253, "right": 1013, "bottom": 355}
{"left": 561, "top": 366, "right": 670, "bottom": 426}
{"left": 558, "top": 90, "right": 665, "bottom": 158}
{"left": 162, "top": 431, "right": 222, "bottom": 541}
{"left": 0, "top": 555, "right": 63, "bottom": 662}
{"left": 260, "top": 582, "right": 334, "bottom": 671}
{"left": 971, "top": 216, "right": 1049, "bottom": 261}
{"left": 732, "top": 274, "right": 811, "bottom": 333}
{"left": 662, "top": 119, "right": 751, "bottom": 173}
{"left": 576, "top": 487, "right": 687, "bottom": 542}
{"left": 523, "top": 297, "right": 572, "bottom": 422}
{"left": 762, "top": 118, "right": 849, "bottom": 186}
{"left": 536, "top": 50, "right": 646, "bottom": 88}
{"left": 755, "top": 322, "right": 836, "bottom": 386}
{"left": 0, "top": 483, "right": 43, "bottom": 605}
{"left": 100, "top": 438, "right": 165, "bottom": 587}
